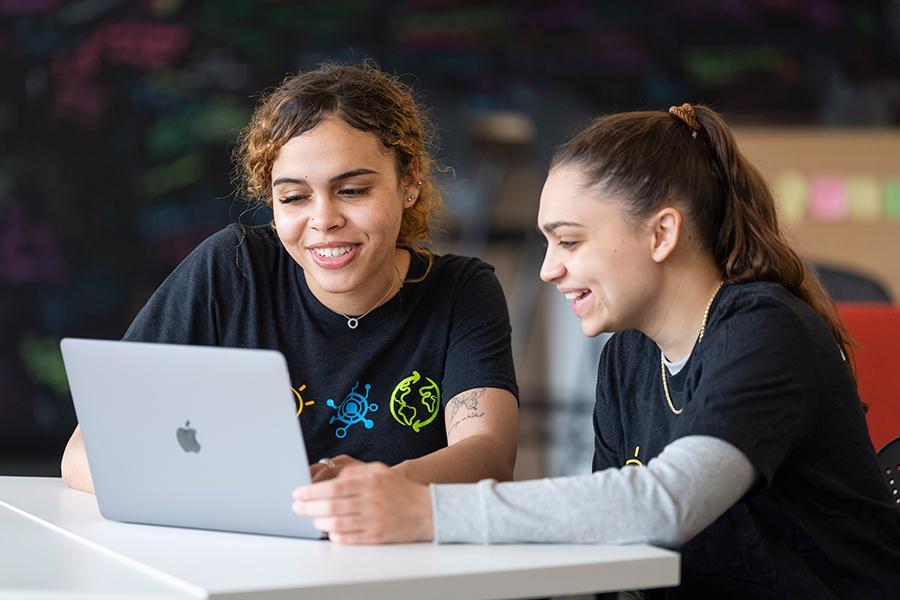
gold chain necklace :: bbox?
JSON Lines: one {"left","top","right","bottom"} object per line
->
{"left": 661, "top": 282, "right": 724, "bottom": 415}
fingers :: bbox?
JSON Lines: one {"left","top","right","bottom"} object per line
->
{"left": 291, "top": 464, "right": 433, "bottom": 545}
{"left": 312, "top": 514, "right": 369, "bottom": 535}
{"left": 311, "top": 465, "right": 340, "bottom": 483}
{"left": 292, "top": 497, "right": 361, "bottom": 518}
{"left": 293, "top": 478, "right": 362, "bottom": 502}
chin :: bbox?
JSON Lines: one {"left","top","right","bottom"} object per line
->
{"left": 580, "top": 320, "right": 604, "bottom": 338}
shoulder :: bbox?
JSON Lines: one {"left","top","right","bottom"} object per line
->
{"left": 711, "top": 282, "right": 829, "bottom": 345}
{"left": 158, "top": 224, "right": 284, "bottom": 295}
{"left": 703, "top": 282, "right": 845, "bottom": 372}
{"left": 426, "top": 253, "right": 497, "bottom": 283}
{"left": 414, "top": 252, "right": 505, "bottom": 297}
{"left": 184, "top": 223, "right": 281, "bottom": 271}
{"left": 198, "top": 223, "right": 280, "bottom": 257}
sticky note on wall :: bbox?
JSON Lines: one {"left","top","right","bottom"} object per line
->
{"left": 772, "top": 170, "right": 808, "bottom": 225}
{"left": 846, "top": 176, "right": 882, "bottom": 222}
{"left": 885, "top": 179, "right": 900, "bottom": 220}
{"left": 809, "top": 176, "right": 848, "bottom": 221}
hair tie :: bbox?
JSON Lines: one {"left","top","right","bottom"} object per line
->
{"left": 668, "top": 103, "right": 701, "bottom": 137}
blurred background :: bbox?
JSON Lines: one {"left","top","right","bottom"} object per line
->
{"left": 2, "top": 0, "right": 899, "bottom": 479}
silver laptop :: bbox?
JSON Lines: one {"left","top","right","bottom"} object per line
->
{"left": 60, "top": 338, "right": 320, "bottom": 538}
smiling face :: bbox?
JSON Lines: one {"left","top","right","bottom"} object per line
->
{"left": 271, "top": 117, "right": 417, "bottom": 310}
{"left": 538, "top": 165, "right": 661, "bottom": 337}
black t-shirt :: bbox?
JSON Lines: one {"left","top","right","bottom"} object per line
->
{"left": 593, "top": 282, "right": 900, "bottom": 599}
{"left": 123, "top": 224, "right": 518, "bottom": 465}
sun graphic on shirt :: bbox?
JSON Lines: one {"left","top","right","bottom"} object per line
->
{"left": 291, "top": 384, "right": 315, "bottom": 416}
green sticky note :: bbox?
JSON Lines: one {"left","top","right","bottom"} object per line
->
{"left": 885, "top": 179, "right": 900, "bottom": 219}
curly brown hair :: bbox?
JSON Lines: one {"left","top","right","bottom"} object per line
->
{"left": 233, "top": 61, "right": 442, "bottom": 260}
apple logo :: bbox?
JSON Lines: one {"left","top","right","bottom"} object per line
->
{"left": 176, "top": 420, "right": 201, "bottom": 453}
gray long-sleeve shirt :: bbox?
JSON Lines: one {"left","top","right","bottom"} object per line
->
{"left": 431, "top": 435, "right": 756, "bottom": 546}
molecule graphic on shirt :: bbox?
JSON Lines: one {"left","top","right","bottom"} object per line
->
{"left": 326, "top": 381, "right": 378, "bottom": 438}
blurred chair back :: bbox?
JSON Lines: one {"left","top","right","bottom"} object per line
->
{"left": 836, "top": 304, "right": 900, "bottom": 451}
{"left": 814, "top": 263, "right": 892, "bottom": 303}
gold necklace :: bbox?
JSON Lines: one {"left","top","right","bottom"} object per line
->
{"left": 337, "top": 263, "right": 402, "bottom": 329}
{"left": 661, "top": 282, "right": 723, "bottom": 415}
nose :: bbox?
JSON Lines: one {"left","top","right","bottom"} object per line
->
{"left": 309, "top": 197, "right": 344, "bottom": 232}
{"left": 540, "top": 246, "right": 565, "bottom": 283}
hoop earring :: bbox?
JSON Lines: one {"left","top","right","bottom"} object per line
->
{"left": 270, "top": 220, "right": 277, "bottom": 230}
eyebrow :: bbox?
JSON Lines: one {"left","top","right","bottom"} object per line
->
{"left": 272, "top": 168, "right": 379, "bottom": 188}
{"left": 540, "top": 220, "right": 584, "bottom": 234}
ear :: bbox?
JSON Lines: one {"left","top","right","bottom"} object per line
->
{"left": 648, "top": 206, "right": 682, "bottom": 263}
{"left": 400, "top": 164, "right": 421, "bottom": 207}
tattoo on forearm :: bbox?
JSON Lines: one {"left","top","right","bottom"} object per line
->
{"left": 448, "top": 388, "right": 486, "bottom": 434}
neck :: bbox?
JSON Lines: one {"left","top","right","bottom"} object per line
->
{"left": 643, "top": 258, "right": 722, "bottom": 362}
{"left": 308, "top": 248, "right": 409, "bottom": 317}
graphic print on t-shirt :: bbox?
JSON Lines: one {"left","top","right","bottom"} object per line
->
{"left": 389, "top": 371, "right": 441, "bottom": 432}
{"left": 291, "top": 384, "right": 315, "bottom": 416}
{"left": 625, "top": 446, "right": 644, "bottom": 466}
{"left": 326, "top": 381, "right": 378, "bottom": 438}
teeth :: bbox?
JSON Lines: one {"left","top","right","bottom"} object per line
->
{"left": 564, "top": 291, "right": 585, "bottom": 301}
{"left": 313, "top": 246, "right": 353, "bottom": 258}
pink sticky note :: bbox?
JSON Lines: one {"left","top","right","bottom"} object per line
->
{"left": 809, "top": 177, "right": 848, "bottom": 221}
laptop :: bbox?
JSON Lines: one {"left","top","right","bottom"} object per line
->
{"left": 60, "top": 338, "right": 321, "bottom": 538}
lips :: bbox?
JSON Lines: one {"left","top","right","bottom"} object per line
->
{"left": 312, "top": 246, "right": 353, "bottom": 259}
{"left": 307, "top": 242, "right": 360, "bottom": 269}
{"left": 561, "top": 288, "right": 593, "bottom": 317}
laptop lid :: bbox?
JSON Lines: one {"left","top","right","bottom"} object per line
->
{"left": 60, "top": 338, "right": 320, "bottom": 538}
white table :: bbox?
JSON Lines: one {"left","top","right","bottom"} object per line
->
{"left": 0, "top": 477, "right": 679, "bottom": 599}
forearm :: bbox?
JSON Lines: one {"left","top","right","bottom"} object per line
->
{"left": 60, "top": 426, "right": 95, "bottom": 494}
{"left": 431, "top": 435, "right": 756, "bottom": 545}
{"left": 393, "top": 433, "right": 515, "bottom": 485}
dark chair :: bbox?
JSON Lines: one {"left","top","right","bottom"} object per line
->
{"left": 813, "top": 263, "right": 892, "bottom": 303}
{"left": 877, "top": 437, "right": 900, "bottom": 507}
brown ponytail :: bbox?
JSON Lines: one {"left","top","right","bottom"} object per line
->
{"left": 552, "top": 105, "right": 854, "bottom": 373}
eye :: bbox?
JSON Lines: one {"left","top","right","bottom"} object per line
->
{"left": 278, "top": 194, "right": 309, "bottom": 204}
{"left": 339, "top": 187, "right": 372, "bottom": 197}
{"left": 558, "top": 240, "right": 579, "bottom": 249}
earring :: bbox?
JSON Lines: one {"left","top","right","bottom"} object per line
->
{"left": 270, "top": 220, "right": 277, "bottom": 230}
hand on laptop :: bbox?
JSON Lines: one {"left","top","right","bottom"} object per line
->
{"left": 61, "top": 425, "right": 96, "bottom": 494}
{"left": 292, "top": 462, "right": 434, "bottom": 544}
{"left": 310, "top": 454, "right": 364, "bottom": 482}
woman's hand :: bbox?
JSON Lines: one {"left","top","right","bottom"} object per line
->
{"left": 61, "top": 426, "right": 95, "bottom": 494}
{"left": 309, "top": 454, "right": 364, "bottom": 482}
{"left": 292, "top": 462, "right": 434, "bottom": 544}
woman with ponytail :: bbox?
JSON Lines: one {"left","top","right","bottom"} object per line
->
{"left": 294, "top": 104, "right": 900, "bottom": 598}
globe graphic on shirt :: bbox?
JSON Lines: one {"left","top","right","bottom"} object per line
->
{"left": 389, "top": 371, "right": 441, "bottom": 432}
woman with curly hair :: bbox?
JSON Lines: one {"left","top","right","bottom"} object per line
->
{"left": 61, "top": 63, "right": 519, "bottom": 493}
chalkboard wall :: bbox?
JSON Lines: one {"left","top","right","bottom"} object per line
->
{"left": 1, "top": 0, "right": 898, "bottom": 467}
